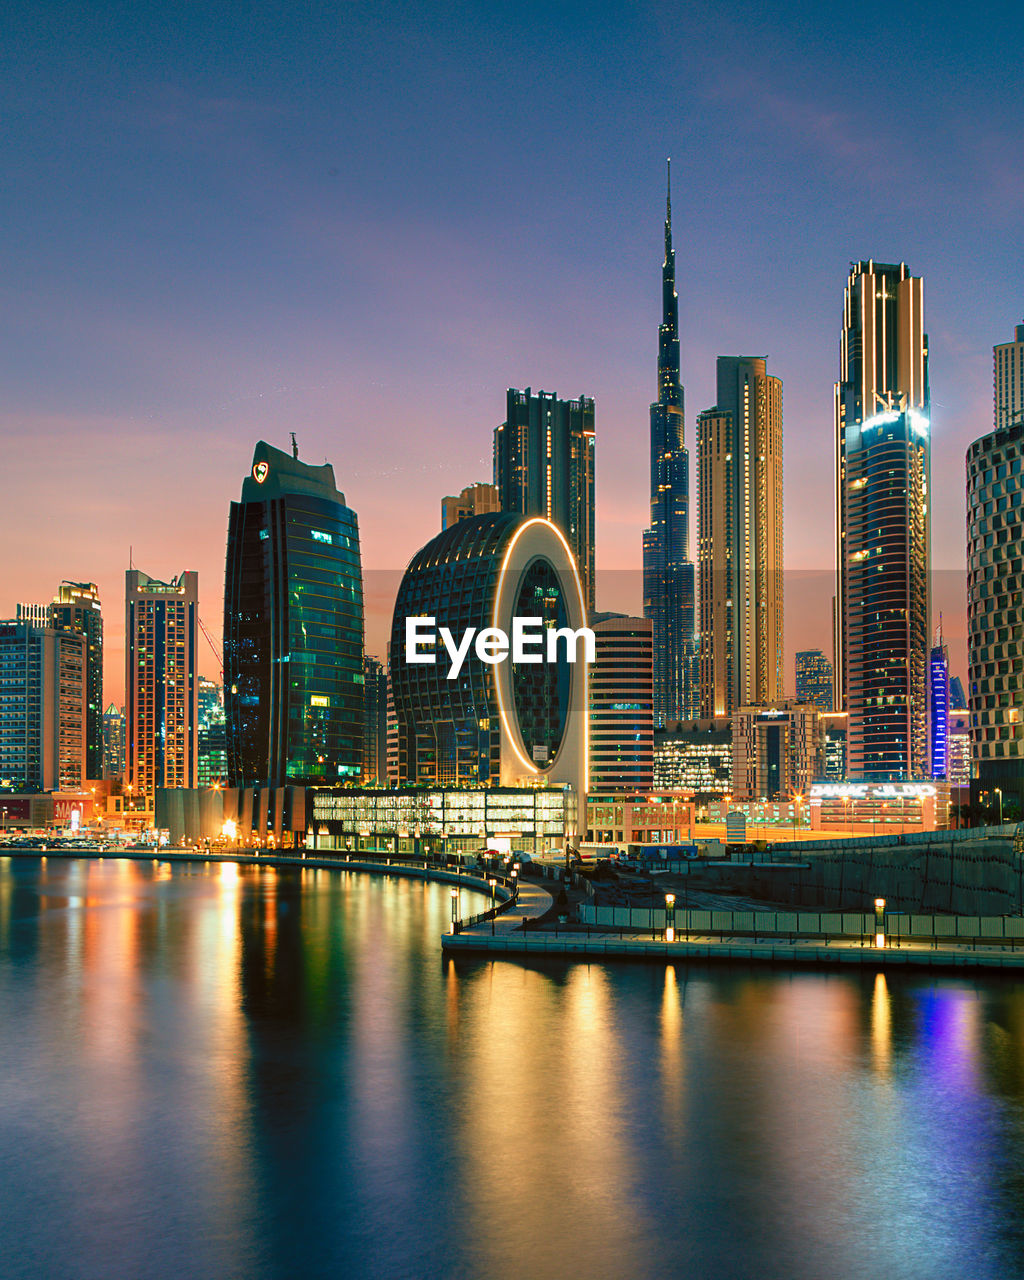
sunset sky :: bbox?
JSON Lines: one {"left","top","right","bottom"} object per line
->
{"left": 3, "top": 0, "right": 1022, "bottom": 702}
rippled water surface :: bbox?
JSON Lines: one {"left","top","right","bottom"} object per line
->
{"left": 2, "top": 856, "right": 1024, "bottom": 1280}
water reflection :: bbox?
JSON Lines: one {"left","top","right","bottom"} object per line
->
{"left": 1, "top": 858, "right": 1024, "bottom": 1280}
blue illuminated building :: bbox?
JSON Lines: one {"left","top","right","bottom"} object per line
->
{"left": 930, "top": 631, "right": 950, "bottom": 781}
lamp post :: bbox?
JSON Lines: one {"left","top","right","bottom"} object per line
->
{"left": 1, "top": 806, "right": 6, "bottom": 837}
{"left": 511, "top": 866, "right": 518, "bottom": 900}
{"left": 874, "top": 897, "right": 886, "bottom": 949}
{"left": 665, "top": 892, "right": 676, "bottom": 943}
{"left": 450, "top": 886, "right": 459, "bottom": 935}
{"left": 996, "top": 788, "right": 1003, "bottom": 827}
{"left": 488, "top": 876, "right": 497, "bottom": 935}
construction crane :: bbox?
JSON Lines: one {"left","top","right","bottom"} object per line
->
{"left": 198, "top": 616, "right": 224, "bottom": 681}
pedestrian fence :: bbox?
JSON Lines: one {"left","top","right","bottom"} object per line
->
{"left": 576, "top": 905, "right": 1024, "bottom": 947}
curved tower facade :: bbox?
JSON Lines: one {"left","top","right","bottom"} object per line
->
{"left": 224, "top": 440, "right": 364, "bottom": 788}
{"left": 389, "top": 513, "right": 588, "bottom": 797}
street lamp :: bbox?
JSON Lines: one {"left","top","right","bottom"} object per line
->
{"left": 996, "top": 788, "right": 1003, "bottom": 827}
{"left": 511, "top": 866, "right": 519, "bottom": 899}
{"left": 450, "top": 886, "right": 459, "bottom": 935}
{"left": 874, "top": 897, "right": 887, "bottom": 949}
{"left": 488, "top": 876, "right": 497, "bottom": 935}
{"left": 665, "top": 892, "right": 676, "bottom": 943}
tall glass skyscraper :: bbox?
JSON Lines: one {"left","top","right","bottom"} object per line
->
{"left": 50, "top": 582, "right": 103, "bottom": 779}
{"left": 835, "top": 261, "right": 930, "bottom": 779}
{"left": 643, "top": 162, "right": 697, "bottom": 725}
{"left": 224, "top": 441, "right": 364, "bottom": 788}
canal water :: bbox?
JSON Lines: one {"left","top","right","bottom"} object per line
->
{"left": 1, "top": 856, "right": 1024, "bottom": 1280}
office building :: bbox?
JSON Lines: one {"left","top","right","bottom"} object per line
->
{"left": 950, "top": 675, "right": 967, "bottom": 711}
{"left": 731, "top": 702, "right": 822, "bottom": 801}
{"left": 821, "top": 712, "right": 848, "bottom": 782}
{"left": 102, "top": 703, "right": 125, "bottom": 781}
{"left": 125, "top": 569, "right": 199, "bottom": 803}
{"left": 197, "top": 677, "right": 227, "bottom": 786}
{"left": 441, "top": 482, "right": 500, "bottom": 531}
{"left": 0, "top": 620, "right": 86, "bottom": 792}
{"left": 653, "top": 719, "right": 732, "bottom": 794}
{"left": 50, "top": 582, "right": 104, "bottom": 779}
{"left": 385, "top": 656, "right": 398, "bottom": 786}
{"left": 994, "top": 321, "right": 1024, "bottom": 431}
{"left": 948, "top": 710, "right": 972, "bottom": 787}
{"left": 795, "top": 650, "right": 833, "bottom": 712}
{"left": 362, "top": 655, "right": 388, "bottom": 786}
{"left": 588, "top": 613, "right": 653, "bottom": 793}
{"left": 389, "top": 513, "right": 588, "bottom": 796}
{"left": 966, "top": 414, "right": 1024, "bottom": 807}
{"left": 494, "top": 387, "right": 595, "bottom": 613}
{"left": 930, "top": 626, "right": 950, "bottom": 781}
{"left": 224, "top": 440, "right": 364, "bottom": 788}
{"left": 643, "top": 163, "right": 698, "bottom": 724}
{"left": 835, "top": 261, "right": 930, "bottom": 778}
{"left": 697, "top": 356, "right": 784, "bottom": 717}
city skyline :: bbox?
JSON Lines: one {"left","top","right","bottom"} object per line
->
{"left": 3, "top": 1, "right": 1021, "bottom": 704}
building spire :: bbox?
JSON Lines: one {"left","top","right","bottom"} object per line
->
{"left": 658, "top": 159, "right": 681, "bottom": 408}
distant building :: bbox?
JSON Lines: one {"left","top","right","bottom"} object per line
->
{"left": 362, "top": 655, "right": 388, "bottom": 785}
{"left": 698, "top": 356, "right": 784, "bottom": 717}
{"left": 948, "top": 710, "right": 972, "bottom": 787}
{"left": 653, "top": 719, "right": 732, "bottom": 793}
{"left": 929, "top": 627, "right": 950, "bottom": 781}
{"left": 588, "top": 614, "right": 653, "bottom": 793}
{"left": 821, "top": 712, "right": 848, "bottom": 782}
{"left": 0, "top": 620, "right": 86, "bottom": 792}
{"left": 994, "top": 321, "right": 1024, "bottom": 431}
{"left": 197, "top": 677, "right": 226, "bottom": 786}
{"left": 494, "top": 387, "right": 595, "bottom": 612}
{"left": 795, "top": 649, "right": 833, "bottom": 712}
{"left": 385, "top": 658, "right": 398, "bottom": 787}
{"left": 125, "top": 569, "right": 199, "bottom": 803}
{"left": 441, "top": 482, "right": 500, "bottom": 531}
{"left": 731, "top": 702, "right": 822, "bottom": 801}
{"left": 15, "top": 603, "right": 48, "bottom": 627}
{"left": 643, "top": 164, "right": 698, "bottom": 725}
{"left": 102, "top": 703, "right": 125, "bottom": 781}
{"left": 224, "top": 440, "right": 364, "bottom": 788}
{"left": 949, "top": 675, "right": 967, "bottom": 711}
{"left": 50, "top": 582, "right": 104, "bottom": 779}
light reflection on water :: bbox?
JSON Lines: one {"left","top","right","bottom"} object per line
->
{"left": 1, "top": 857, "right": 1023, "bottom": 1280}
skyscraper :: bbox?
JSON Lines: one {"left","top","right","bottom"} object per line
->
{"left": 795, "top": 650, "right": 833, "bottom": 712}
{"left": 197, "top": 676, "right": 227, "bottom": 786}
{"left": 0, "top": 620, "right": 86, "bottom": 792}
{"left": 494, "top": 388, "right": 595, "bottom": 611}
{"left": 125, "top": 569, "right": 199, "bottom": 803}
{"left": 835, "top": 261, "right": 930, "bottom": 780}
{"left": 929, "top": 626, "right": 950, "bottom": 781}
{"left": 994, "top": 321, "right": 1024, "bottom": 431}
{"left": 362, "top": 654, "right": 388, "bottom": 785}
{"left": 588, "top": 613, "right": 654, "bottom": 793}
{"left": 643, "top": 161, "right": 697, "bottom": 724}
{"left": 697, "top": 357, "right": 784, "bottom": 716}
{"left": 224, "top": 440, "right": 364, "bottom": 788}
{"left": 102, "top": 703, "right": 125, "bottom": 781}
{"left": 441, "top": 482, "right": 500, "bottom": 531}
{"left": 50, "top": 582, "right": 103, "bottom": 780}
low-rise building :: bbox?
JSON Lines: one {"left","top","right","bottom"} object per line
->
{"left": 731, "top": 702, "right": 822, "bottom": 800}
{"left": 587, "top": 793, "right": 694, "bottom": 846}
{"left": 653, "top": 719, "right": 731, "bottom": 793}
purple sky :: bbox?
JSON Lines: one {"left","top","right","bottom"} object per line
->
{"left": 3, "top": 0, "right": 1022, "bottom": 702}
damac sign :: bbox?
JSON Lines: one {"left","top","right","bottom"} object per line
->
{"left": 253, "top": 461, "right": 269, "bottom": 483}
{"left": 405, "top": 617, "right": 595, "bottom": 680}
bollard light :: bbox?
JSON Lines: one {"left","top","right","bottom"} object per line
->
{"left": 450, "top": 886, "right": 459, "bottom": 935}
{"left": 488, "top": 876, "right": 497, "bottom": 935}
{"left": 874, "top": 897, "right": 886, "bottom": 949}
{"left": 665, "top": 892, "right": 676, "bottom": 943}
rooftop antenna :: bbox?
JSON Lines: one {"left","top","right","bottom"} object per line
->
{"left": 290, "top": 432, "right": 299, "bottom": 460}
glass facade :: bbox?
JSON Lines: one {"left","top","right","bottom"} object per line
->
{"left": 224, "top": 442, "right": 364, "bottom": 788}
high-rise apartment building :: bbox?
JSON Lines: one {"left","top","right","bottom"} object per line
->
{"left": 102, "top": 703, "right": 125, "bottom": 781}
{"left": 795, "top": 650, "right": 833, "bottom": 712}
{"left": 362, "top": 654, "right": 388, "bottom": 785}
{"left": 588, "top": 613, "right": 654, "bottom": 793}
{"left": 966, "top": 415, "right": 1024, "bottom": 807}
{"left": 224, "top": 441, "right": 364, "bottom": 788}
{"left": 643, "top": 163, "right": 698, "bottom": 724}
{"left": 494, "top": 388, "right": 595, "bottom": 612}
{"left": 197, "top": 677, "right": 226, "bottom": 786}
{"left": 697, "top": 357, "right": 784, "bottom": 717}
{"left": 125, "top": 569, "right": 199, "bottom": 802}
{"left": 835, "top": 261, "right": 930, "bottom": 779}
{"left": 0, "top": 620, "right": 86, "bottom": 792}
{"left": 50, "top": 582, "right": 103, "bottom": 779}
{"left": 929, "top": 627, "right": 950, "bottom": 781}
{"left": 15, "top": 603, "right": 48, "bottom": 628}
{"left": 731, "top": 702, "right": 822, "bottom": 801}
{"left": 441, "top": 482, "right": 500, "bottom": 531}
{"left": 994, "top": 322, "right": 1024, "bottom": 431}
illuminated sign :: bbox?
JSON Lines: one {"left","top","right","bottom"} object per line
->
{"left": 310, "top": 695, "right": 330, "bottom": 708}
{"left": 253, "top": 461, "right": 269, "bottom": 484}
{"left": 810, "top": 782, "right": 936, "bottom": 800}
